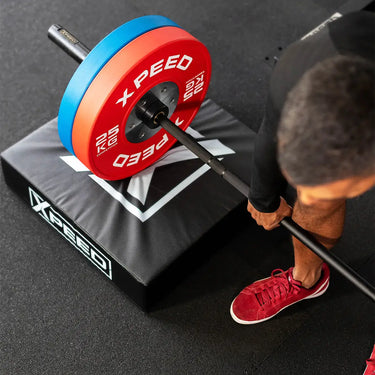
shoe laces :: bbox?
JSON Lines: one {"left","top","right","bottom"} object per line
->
{"left": 250, "top": 269, "right": 301, "bottom": 307}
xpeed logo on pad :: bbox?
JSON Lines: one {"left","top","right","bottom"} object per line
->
{"left": 29, "top": 187, "right": 113, "bottom": 279}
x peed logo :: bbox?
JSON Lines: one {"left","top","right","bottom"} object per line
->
{"left": 60, "top": 126, "right": 236, "bottom": 222}
{"left": 29, "top": 188, "right": 113, "bottom": 279}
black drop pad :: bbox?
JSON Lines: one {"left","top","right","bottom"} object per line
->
{"left": 1, "top": 99, "right": 255, "bottom": 310}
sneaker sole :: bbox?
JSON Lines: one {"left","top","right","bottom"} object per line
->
{"left": 230, "top": 278, "right": 329, "bottom": 325}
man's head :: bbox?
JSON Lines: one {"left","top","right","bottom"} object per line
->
{"left": 277, "top": 55, "right": 375, "bottom": 204}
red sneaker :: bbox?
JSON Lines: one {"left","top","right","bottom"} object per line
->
{"left": 230, "top": 263, "right": 330, "bottom": 324}
{"left": 363, "top": 344, "right": 375, "bottom": 375}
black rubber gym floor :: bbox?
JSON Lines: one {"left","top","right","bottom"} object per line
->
{"left": 0, "top": 1, "right": 374, "bottom": 374}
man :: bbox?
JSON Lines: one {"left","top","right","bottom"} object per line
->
{"left": 230, "top": 11, "right": 375, "bottom": 325}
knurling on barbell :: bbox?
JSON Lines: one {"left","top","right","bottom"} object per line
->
{"left": 48, "top": 19, "right": 375, "bottom": 302}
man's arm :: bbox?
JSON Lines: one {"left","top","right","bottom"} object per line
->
{"left": 247, "top": 20, "right": 341, "bottom": 229}
{"left": 247, "top": 96, "right": 292, "bottom": 229}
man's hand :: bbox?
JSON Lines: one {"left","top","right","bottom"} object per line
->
{"left": 247, "top": 197, "right": 292, "bottom": 230}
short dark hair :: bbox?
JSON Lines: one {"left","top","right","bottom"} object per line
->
{"left": 277, "top": 55, "right": 375, "bottom": 186}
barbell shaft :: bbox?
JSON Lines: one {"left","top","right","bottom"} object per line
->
{"left": 157, "top": 114, "right": 250, "bottom": 196}
{"left": 48, "top": 24, "right": 375, "bottom": 302}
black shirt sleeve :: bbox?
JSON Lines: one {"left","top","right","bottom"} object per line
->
{"left": 248, "top": 22, "right": 338, "bottom": 211}
{"left": 249, "top": 94, "right": 287, "bottom": 212}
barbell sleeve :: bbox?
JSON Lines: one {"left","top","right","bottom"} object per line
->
{"left": 48, "top": 24, "right": 89, "bottom": 63}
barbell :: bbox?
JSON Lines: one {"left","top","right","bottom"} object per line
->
{"left": 48, "top": 16, "right": 375, "bottom": 302}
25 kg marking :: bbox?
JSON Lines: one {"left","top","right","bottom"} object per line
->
{"left": 96, "top": 125, "right": 120, "bottom": 156}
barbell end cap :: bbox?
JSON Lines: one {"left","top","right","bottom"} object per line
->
{"left": 47, "top": 24, "right": 90, "bottom": 63}
{"left": 135, "top": 92, "right": 169, "bottom": 129}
